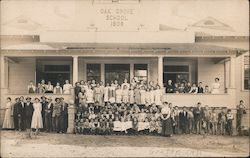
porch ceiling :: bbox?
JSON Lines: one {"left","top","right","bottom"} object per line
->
{"left": 1, "top": 42, "right": 248, "bottom": 57}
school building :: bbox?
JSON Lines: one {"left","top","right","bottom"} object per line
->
{"left": 0, "top": 0, "right": 249, "bottom": 129}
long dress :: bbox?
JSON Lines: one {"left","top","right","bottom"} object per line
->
{"left": 211, "top": 82, "right": 220, "bottom": 94}
{"left": 86, "top": 89, "right": 94, "bottom": 104}
{"left": 161, "top": 111, "right": 173, "bottom": 136}
{"left": 2, "top": 102, "right": 14, "bottom": 129}
{"left": 31, "top": 102, "right": 43, "bottom": 129}
{"left": 140, "top": 89, "right": 146, "bottom": 105}
{"left": 116, "top": 89, "right": 122, "bottom": 104}
{"left": 129, "top": 90, "right": 135, "bottom": 104}
{"left": 134, "top": 89, "right": 141, "bottom": 104}
{"left": 63, "top": 83, "right": 72, "bottom": 94}
{"left": 104, "top": 86, "right": 110, "bottom": 102}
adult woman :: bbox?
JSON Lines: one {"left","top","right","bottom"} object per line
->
{"left": 161, "top": 102, "right": 173, "bottom": 137}
{"left": 2, "top": 97, "right": 14, "bottom": 129}
{"left": 31, "top": 98, "right": 43, "bottom": 134}
{"left": 45, "top": 81, "right": 54, "bottom": 93}
{"left": 211, "top": 77, "right": 220, "bottom": 94}
{"left": 63, "top": 80, "right": 73, "bottom": 94}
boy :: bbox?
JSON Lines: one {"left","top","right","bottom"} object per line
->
{"left": 226, "top": 109, "right": 234, "bottom": 136}
{"left": 218, "top": 107, "right": 227, "bottom": 135}
{"left": 156, "top": 117, "right": 162, "bottom": 135}
{"left": 83, "top": 119, "right": 90, "bottom": 134}
{"left": 187, "top": 107, "right": 194, "bottom": 134}
{"left": 211, "top": 108, "right": 218, "bottom": 135}
{"left": 179, "top": 106, "right": 188, "bottom": 134}
{"left": 113, "top": 117, "right": 122, "bottom": 135}
{"left": 149, "top": 117, "right": 157, "bottom": 135}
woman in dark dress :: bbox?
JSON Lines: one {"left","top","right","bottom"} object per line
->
{"left": 161, "top": 102, "right": 173, "bottom": 137}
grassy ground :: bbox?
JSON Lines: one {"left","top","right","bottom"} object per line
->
{"left": 0, "top": 130, "right": 249, "bottom": 157}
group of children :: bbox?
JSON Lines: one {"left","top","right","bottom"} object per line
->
{"left": 74, "top": 101, "right": 239, "bottom": 136}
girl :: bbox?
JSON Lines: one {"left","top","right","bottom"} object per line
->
{"left": 109, "top": 81, "right": 116, "bottom": 103}
{"left": 53, "top": 82, "right": 63, "bottom": 94}
{"left": 31, "top": 98, "right": 43, "bottom": 135}
{"left": 139, "top": 86, "right": 146, "bottom": 106}
{"left": 27, "top": 81, "right": 36, "bottom": 93}
{"left": 2, "top": 97, "right": 14, "bottom": 129}
{"left": 99, "top": 81, "right": 105, "bottom": 106}
{"left": 63, "top": 80, "right": 72, "bottom": 94}
{"left": 45, "top": 81, "right": 54, "bottom": 93}
{"left": 115, "top": 85, "right": 122, "bottom": 104}
{"left": 122, "top": 85, "right": 129, "bottom": 104}
{"left": 91, "top": 79, "right": 97, "bottom": 88}
{"left": 149, "top": 87, "right": 155, "bottom": 104}
{"left": 134, "top": 86, "right": 141, "bottom": 105}
{"left": 189, "top": 83, "right": 198, "bottom": 93}
{"left": 156, "top": 117, "right": 162, "bottom": 135}
{"left": 86, "top": 85, "right": 94, "bottom": 104}
{"left": 121, "top": 79, "right": 130, "bottom": 90}
{"left": 128, "top": 86, "right": 135, "bottom": 105}
{"left": 94, "top": 83, "right": 102, "bottom": 104}
{"left": 104, "top": 83, "right": 111, "bottom": 103}
{"left": 113, "top": 117, "right": 122, "bottom": 134}
{"left": 211, "top": 77, "right": 220, "bottom": 94}
{"left": 145, "top": 88, "right": 151, "bottom": 104}
{"left": 154, "top": 85, "right": 163, "bottom": 106}
{"left": 37, "top": 83, "right": 45, "bottom": 93}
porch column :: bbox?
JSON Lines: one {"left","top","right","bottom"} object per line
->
{"left": 158, "top": 56, "right": 163, "bottom": 88}
{"left": 72, "top": 56, "right": 78, "bottom": 84}
{"left": 130, "top": 63, "right": 134, "bottom": 81}
{"left": 101, "top": 63, "right": 105, "bottom": 83}
{"left": 229, "top": 56, "right": 236, "bottom": 88}
{"left": 0, "top": 56, "right": 6, "bottom": 88}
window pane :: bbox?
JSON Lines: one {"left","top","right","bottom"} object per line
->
{"left": 164, "top": 65, "right": 189, "bottom": 72}
{"left": 105, "top": 64, "right": 130, "bottom": 84}
{"left": 244, "top": 56, "right": 250, "bottom": 90}
{"left": 87, "top": 64, "right": 101, "bottom": 82}
{"left": 44, "top": 65, "right": 70, "bottom": 72}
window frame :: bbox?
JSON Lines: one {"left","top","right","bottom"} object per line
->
{"left": 242, "top": 54, "right": 250, "bottom": 91}
{"left": 86, "top": 63, "right": 101, "bottom": 82}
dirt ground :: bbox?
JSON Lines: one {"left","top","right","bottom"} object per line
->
{"left": 0, "top": 130, "right": 249, "bottom": 157}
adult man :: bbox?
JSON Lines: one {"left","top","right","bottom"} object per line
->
{"left": 41, "top": 96, "right": 48, "bottom": 130}
{"left": 18, "top": 96, "right": 26, "bottom": 131}
{"left": 179, "top": 106, "right": 188, "bottom": 134}
{"left": 44, "top": 97, "right": 53, "bottom": 132}
{"left": 60, "top": 97, "right": 68, "bottom": 133}
{"left": 197, "top": 82, "right": 204, "bottom": 93}
{"left": 193, "top": 102, "right": 204, "bottom": 134}
{"left": 236, "top": 100, "right": 246, "bottom": 135}
{"left": 74, "top": 82, "right": 81, "bottom": 107}
{"left": 24, "top": 97, "right": 34, "bottom": 137}
{"left": 53, "top": 98, "right": 62, "bottom": 133}
{"left": 13, "top": 98, "right": 20, "bottom": 130}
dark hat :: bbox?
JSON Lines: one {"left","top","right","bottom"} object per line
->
{"left": 41, "top": 96, "right": 46, "bottom": 99}
{"left": 55, "top": 98, "right": 60, "bottom": 102}
{"left": 26, "top": 97, "right": 31, "bottom": 100}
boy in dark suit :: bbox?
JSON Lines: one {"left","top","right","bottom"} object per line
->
{"left": 179, "top": 106, "right": 188, "bottom": 134}
{"left": 18, "top": 96, "right": 26, "bottom": 131}
{"left": 41, "top": 96, "right": 48, "bottom": 131}
{"left": 13, "top": 98, "right": 20, "bottom": 130}
{"left": 24, "top": 97, "right": 34, "bottom": 138}
{"left": 45, "top": 97, "right": 53, "bottom": 132}
{"left": 193, "top": 102, "right": 204, "bottom": 134}
{"left": 60, "top": 97, "right": 68, "bottom": 133}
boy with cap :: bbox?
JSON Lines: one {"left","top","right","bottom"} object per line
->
{"left": 25, "top": 97, "right": 34, "bottom": 138}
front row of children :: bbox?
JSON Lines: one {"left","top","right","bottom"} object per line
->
{"left": 74, "top": 101, "right": 235, "bottom": 136}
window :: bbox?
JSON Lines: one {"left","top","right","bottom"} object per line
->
{"left": 87, "top": 64, "right": 101, "bottom": 82}
{"left": 244, "top": 55, "right": 250, "bottom": 90}
{"left": 163, "top": 65, "right": 189, "bottom": 85}
{"left": 134, "top": 64, "right": 148, "bottom": 82}
{"left": 105, "top": 64, "right": 130, "bottom": 84}
{"left": 44, "top": 65, "right": 70, "bottom": 72}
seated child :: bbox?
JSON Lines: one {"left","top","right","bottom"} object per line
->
{"left": 138, "top": 109, "right": 147, "bottom": 122}
{"left": 105, "top": 102, "right": 113, "bottom": 112}
{"left": 118, "top": 103, "right": 127, "bottom": 116}
{"left": 76, "top": 111, "right": 82, "bottom": 120}
{"left": 138, "top": 117, "right": 150, "bottom": 134}
{"left": 77, "top": 119, "right": 84, "bottom": 134}
{"left": 124, "top": 116, "right": 133, "bottom": 134}
{"left": 88, "top": 104, "right": 94, "bottom": 113}
{"left": 107, "top": 110, "right": 114, "bottom": 120}
{"left": 89, "top": 119, "right": 95, "bottom": 134}
{"left": 99, "top": 119, "right": 106, "bottom": 135}
{"left": 82, "top": 111, "right": 89, "bottom": 120}
{"left": 83, "top": 119, "right": 90, "bottom": 134}
{"left": 101, "top": 111, "right": 109, "bottom": 120}
{"left": 149, "top": 117, "right": 157, "bottom": 135}
{"left": 88, "top": 111, "right": 96, "bottom": 120}
{"left": 113, "top": 117, "right": 122, "bottom": 134}
{"left": 114, "top": 111, "right": 120, "bottom": 120}
{"left": 108, "top": 119, "right": 114, "bottom": 134}
{"left": 150, "top": 103, "right": 158, "bottom": 114}
{"left": 156, "top": 117, "right": 162, "bottom": 135}
{"left": 93, "top": 118, "right": 100, "bottom": 134}
{"left": 132, "top": 103, "right": 140, "bottom": 114}
{"left": 132, "top": 117, "right": 138, "bottom": 134}
{"left": 154, "top": 109, "right": 161, "bottom": 120}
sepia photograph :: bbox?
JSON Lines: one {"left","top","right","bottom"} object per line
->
{"left": 0, "top": 0, "right": 249, "bottom": 157}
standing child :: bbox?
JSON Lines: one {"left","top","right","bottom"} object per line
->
{"left": 187, "top": 107, "right": 194, "bottom": 134}
{"left": 115, "top": 85, "right": 123, "bottom": 104}
{"left": 129, "top": 86, "right": 135, "bottom": 105}
{"left": 149, "top": 87, "right": 155, "bottom": 104}
{"left": 94, "top": 83, "right": 102, "bottom": 104}
{"left": 86, "top": 85, "right": 94, "bottom": 104}
{"left": 218, "top": 108, "right": 227, "bottom": 135}
{"left": 53, "top": 82, "right": 63, "bottom": 94}
{"left": 226, "top": 109, "right": 234, "bottom": 136}
{"left": 156, "top": 117, "right": 162, "bottom": 135}
{"left": 139, "top": 86, "right": 146, "bottom": 106}
{"left": 145, "top": 88, "right": 151, "bottom": 105}
{"left": 134, "top": 86, "right": 141, "bottom": 105}
{"left": 154, "top": 85, "right": 163, "bottom": 107}
{"left": 104, "top": 83, "right": 110, "bottom": 104}
{"left": 122, "top": 85, "right": 129, "bottom": 104}
{"left": 211, "top": 108, "right": 218, "bottom": 135}
{"left": 149, "top": 117, "right": 157, "bottom": 135}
